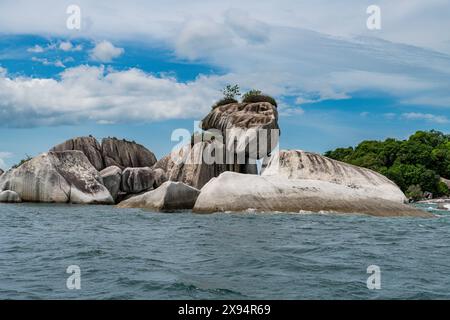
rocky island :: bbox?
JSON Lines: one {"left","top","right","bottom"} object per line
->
{"left": 0, "top": 93, "right": 433, "bottom": 217}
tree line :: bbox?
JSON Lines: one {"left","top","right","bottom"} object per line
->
{"left": 324, "top": 130, "right": 450, "bottom": 200}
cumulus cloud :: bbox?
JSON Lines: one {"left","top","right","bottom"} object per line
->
{"left": 0, "top": 65, "right": 225, "bottom": 127}
{"left": 401, "top": 112, "right": 449, "bottom": 124}
{"left": 90, "top": 41, "right": 124, "bottom": 62}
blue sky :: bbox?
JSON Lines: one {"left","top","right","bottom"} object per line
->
{"left": 1, "top": 0, "right": 450, "bottom": 169}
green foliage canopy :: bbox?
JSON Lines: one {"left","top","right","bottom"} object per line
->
{"left": 324, "top": 130, "right": 450, "bottom": 197}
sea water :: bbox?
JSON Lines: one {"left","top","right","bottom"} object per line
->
{"left": 0, "top": 203, "right": 449, "bottom": 299}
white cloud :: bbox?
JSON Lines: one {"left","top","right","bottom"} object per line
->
{"left": 401, "top": 112, "right": 449, "bottom": 124}
{"left": 31, "top": 57, "right": 65, "bottom": 68}
{"left": 0, "top": 65, "right": 226, "bottom": 127}
{"left": 0, "top": 151, "right": 13, "bottom": 169}
{"left": 59, "top": 41, "right": 82, "bottom": 52}
{"left": 90, "top": 41, "right": 124, "bottom": 62}
{"left": 27, "top": 45, "right": 44, "bottom": 53}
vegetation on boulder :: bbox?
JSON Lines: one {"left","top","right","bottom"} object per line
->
{"left": 12, "top": 155, "right": 33, "bottom": 169}
{"left": 242, "top": 89, "right": 278, "bottom": 107}
{"left": 325, "top": 130, "right": 450, "bottom": 198}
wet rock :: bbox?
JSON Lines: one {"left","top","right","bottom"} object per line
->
{"left": 117, "top": 181, "right": 200, "bottom": 211}
{"left": 0, "top": 190, "right": 22, "bottom": 203}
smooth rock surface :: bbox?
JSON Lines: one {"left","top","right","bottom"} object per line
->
{"left": 102, "top": 138, "right": 157, "bottom": 169}
{"left": 51, "top": 136, "right": 104, "bottom": 171}
{"left": 100, "top": 166, "right": 122, "bottom": 201}
{"left": 0, "top": 151, "right": 113, "bottom": 204}
{"left": 262, "top": 150, "right": 407, "bottom": 203}
{"left": 121, "top": 167, "right": 155, "bottom": 194}
{"left": 117, "top": 181, "right": 200, "bottom": 211}
{"left": 193, "top": 172, "right": 432, "bottom": 217}
{"left": 0, "top": 190, "right": 22, "bottom": 203}
{"left": 154, "top": 141, "right": 257, "bottom": 189}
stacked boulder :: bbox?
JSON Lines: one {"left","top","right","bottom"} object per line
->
{"left": 0, "top": 137, "right": 164, "bottom": 205}
{"left": 0, "top": 151, "right": 113, "bottom": 204}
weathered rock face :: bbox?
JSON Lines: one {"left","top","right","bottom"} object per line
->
{"left": 0, "top": 190, "right": 22, "bottom": 203}
{"left": 51, "top": 136, "right": 104, "bottom": 171}
{"left": 262, "top": 150, "right": 407, "bottom": 203}
{"left": 102, "top": 138, "right": 157, "bottom": 170}
{"left": 152, "top": 168, "right": 168, "bottom": 189}
{"left": 193, "top": 172, "right": 432, "bottom": 217}
{"left": 118, "top": 181, "right": 200, "bottom": 211}
{"left": 100, "top": 166, "right": 122, "bottom": 201}
{"left": 121, "top": 167, "right": 155, "bottom": 194}
{"left": 0, "top": 151, "right": 113, "bottom": 204}
{"left": 201, "top": 102, "right": 279, "bottom": 159}
{"left": 153, "top": 141, "right": 257, "bottom": 189}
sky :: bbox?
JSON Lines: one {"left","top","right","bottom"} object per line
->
{"left": 1, "top": 0, "right": 450, "bottom": 169}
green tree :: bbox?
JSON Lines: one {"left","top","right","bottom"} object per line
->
{"left": 405, "top": 185, "right": 423, "bottom": 201}
{"left": 222, "top": 84, "right": 241, "bottom": 100}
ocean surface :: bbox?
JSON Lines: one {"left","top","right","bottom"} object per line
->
{"left": 0, "top": 203, "right": 449, "bottom": 300}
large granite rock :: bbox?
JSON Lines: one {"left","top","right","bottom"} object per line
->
{"left": 0, "top": 190, "right": 22, "bottom": 203}
{"left": 102, "top": 138, "right": 157, "bottom": 169}
{"left": 50, "top": 136, "right": 104, "bottom": 171}
{"left": 262, "top": 150, "right": 407, "bottom": 203}
{"left": 153, "top": 140, "right": 257, "bottom": 189}
{"left": 193, "top": 172, "right": 431, "bottom": 217}
{"left": 152, "top": 168, "right": 168, "bottom": 189}
{"left": 100, "top": 166, "right": 122, "bottom": 201}
{"left": 0, "top": 151, "right": 113, "bottom": 204}
{"left": 121, "top": 167, "right": 155, "bottom": 194}
{"left": 201, "top": 102, "right": 279, "bottom": 159}
{"left": 117, "top": 181, "right": 200, "bottom": 211}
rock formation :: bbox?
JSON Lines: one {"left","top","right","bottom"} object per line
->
{"left": 193, "top": 172, "right": 431, "bottom": 217}
{"left": 0, "top": 151, "right": 113, "bottom": 204}
{"left": 102, "top": 137, "right": 157, "bottom": 169}
{"left": 0, "top": 190, "right": 22, "bottom": 203}
{"left": 121, "top": 167, "right": 155, "bottom": 194}
{"left": 100, "top": 166, "right": 122, "bottom": 201}
{"left": 117, "top": 181, "right": 200, "bottom": 211}
{"left": 262, "top": 150, "right": 406, "bottom": 203}
{"left": 201, "top": 102, "right": 279, "bottom": 159}
{"left": 153, "top": 140, "right": 257, "bottom": 189}
{"left": 50, "top": 136, "right": 157, "bottom": 171}
{"left": 0, "top": 168, "right": 4, "bottom": 176}
{"left": 51, "top": 136, "right": 104, "bottom": 171}
{"left": 152, "top": 168, "right": 168, "bottom": 189}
